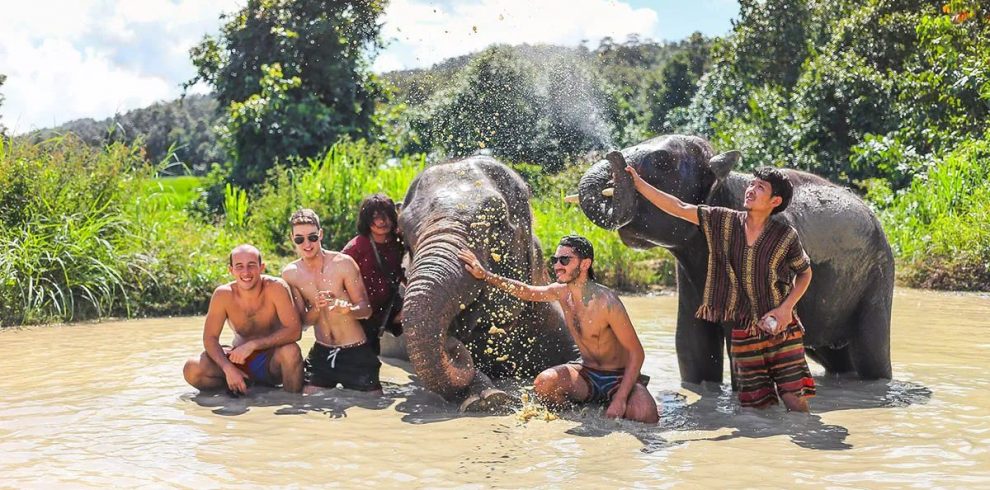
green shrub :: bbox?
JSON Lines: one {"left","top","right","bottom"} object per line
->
{"left": 245, "top": 140, "right": 425, "bottom": 255}
{"left": 869, "top": 138, "right": 990, "bottom": 290}
{"left": 0, "top": 136, "right": 251, "bottom": 326}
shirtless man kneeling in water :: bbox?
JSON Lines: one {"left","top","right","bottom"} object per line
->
{"left": 280, "top": 209, "right": 381, "bottom": 394}
{"left": 459, "top": 235, "right": 659, "bottom": 424}
{"left": 183, "top": 244, "right": 304, "bottom": 395}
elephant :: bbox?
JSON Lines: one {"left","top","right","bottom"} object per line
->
{"left": 397, "top": 155, "right": 579, "bottom": 411}
{"left": 577, "top": 134, "right": 893, "bottom": 386}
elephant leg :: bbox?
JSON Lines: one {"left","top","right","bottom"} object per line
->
{"left": 805, "top": 344, "right": 854, "bottom": 374}
{"left": 460, "top": 370, "right": 515, "bottom": 413}
{"left": 676, "top": 309, "right": 724, "bottom": 385}
{"left": 849, "top": 295, "right": 893, "bottom": 379}
{"left": 444, "top": 337, "right": 515, "bottom": 412}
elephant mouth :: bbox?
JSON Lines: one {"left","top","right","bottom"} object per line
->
{"left": 576, "top": 150, "right": 636, "bottom": 230}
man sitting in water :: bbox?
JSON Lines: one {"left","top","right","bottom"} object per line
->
{"left": 626, "top": 164, "right": 815, "bottom": 412}
{"left": 183, "top": 244, "right": 304, "bottom": 395}
{"left": 281, "top": 209, "right": 381, "bottom": 394}
{"left": 459, "top": 235, "right": 659, "bottom": 424}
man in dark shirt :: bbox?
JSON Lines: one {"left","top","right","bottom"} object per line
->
{"left": 342, "top": 193, "right": 405, "bottom": 355}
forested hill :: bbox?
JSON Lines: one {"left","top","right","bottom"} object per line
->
{"left": 22, "top": 94, "right": 224, "bottom": 174}
{"left": 17, "top": 35, "right": 711, "bottom": 175}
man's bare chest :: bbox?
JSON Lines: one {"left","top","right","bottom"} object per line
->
{"left": 228, "top": 297, "right": 277, "bottom": 333}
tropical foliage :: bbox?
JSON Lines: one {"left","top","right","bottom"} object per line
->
{"left": 188, "top": 0, "right": 387, "bottom": 187}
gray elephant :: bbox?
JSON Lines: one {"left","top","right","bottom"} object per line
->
{"left": 398, "top": 155, "right": 579, "bottom": 410}
{"left": 577, "top": 135, "right": 893, "bottom": 385}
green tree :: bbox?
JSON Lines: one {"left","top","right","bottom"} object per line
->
{"left": 188, "top": 0, "right": 387, "bottom": 187}
{"left": 0, "top": 73, "right": 7, "bottom": 136}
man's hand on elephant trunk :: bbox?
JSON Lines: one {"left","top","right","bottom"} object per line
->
{"left": 624, "top": 165, "right": 644, "bottom": 190}
{"left": 458, "top": 249, "right": 488, "bottom": 280}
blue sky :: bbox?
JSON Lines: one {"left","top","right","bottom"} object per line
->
{"left": 0, "top": 0, "right": 738, "bottom": 133}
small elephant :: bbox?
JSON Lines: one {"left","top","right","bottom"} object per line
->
{"left": 577, "top": 135, "right": 893, "bottom": 385}
{"left": 399, "top": 156, "right": 579, "bottom": 410}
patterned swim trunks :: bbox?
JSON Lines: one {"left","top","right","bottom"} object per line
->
{"left": 731, "top": 323, "right": 816, "bottom": 408}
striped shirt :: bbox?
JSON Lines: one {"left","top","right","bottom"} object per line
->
{"left": 694, "top": 205, "right": 811, "bottom": 332}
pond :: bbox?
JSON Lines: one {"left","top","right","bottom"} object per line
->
{"left": 1, "top": 288, "right": 988, "bottom": 487}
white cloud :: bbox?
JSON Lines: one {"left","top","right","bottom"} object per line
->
{"left": 0, "top": 0, "right": 241, "bottom": 133}
{"left": 1, "top": 0, "right": 664, "bottom": 132}
{"left": 375, "top": 0, "right": 660, "bottom": 71}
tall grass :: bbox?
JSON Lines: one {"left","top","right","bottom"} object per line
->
{"left": 0, "top": 136, "right": 249, "bottom": 326}
{"left": 868, "top": 138, "right": 990, "bottom": 290}
{"left": 0, "top": 136, "right": 139, "bottom": 324}
{"left": 246, "top": 140, "right": 426, "bottom": 255}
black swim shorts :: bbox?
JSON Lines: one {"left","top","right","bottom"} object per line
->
{"left": 304, "top": 340, "right": 382, "bottom": 391}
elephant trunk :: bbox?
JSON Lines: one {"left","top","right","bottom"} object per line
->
{"left": 403, "top": 221, "right": 482, "bottom": 400}
{"left": 578, "top": 151, "right": 636, "bottom": 230}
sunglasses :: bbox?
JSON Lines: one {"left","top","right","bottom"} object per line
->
{"left": 293, "top": 233, "right": 320, "bottom": 245}
{"left": 549, "top": 255, "right": 575, "bottom": 266}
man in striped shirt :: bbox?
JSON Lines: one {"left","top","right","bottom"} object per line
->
{"left": 626, "top": 165, "right": 815, "bottom": 412}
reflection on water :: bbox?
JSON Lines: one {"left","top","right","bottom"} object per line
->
{"left": 1, "top": 289, "right": 989, "bottom": 487}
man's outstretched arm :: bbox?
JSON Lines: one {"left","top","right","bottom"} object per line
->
{"left": 458, "top": 249, "right": 564, "bottom": 302}
{"left": 625, "top": 166, "right": 699, "bottom": 225}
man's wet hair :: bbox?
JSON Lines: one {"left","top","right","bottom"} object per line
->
{"left": 289, "top": 208, "right": 321, "bottom": 229}
{"left": 357, "top": 193, "right": 399, "bottom": 236}
{"left": 558, "top": 234, "right": 596, "bottom": 281}
{"left": 753, "top": 167, "right": 793, "bottom": 215}
{"left": 228, "top": 245, "right": 262, "bottom": 267}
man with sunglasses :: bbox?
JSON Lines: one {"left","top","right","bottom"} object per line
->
{"left": 281, "top": 209, "right": 382, "bottom": 394}
{"left": 183, "top": 244, "right": 304, "bottom": 395}
{"left": 458, "top": 235, "right": 659, "bottom": 424}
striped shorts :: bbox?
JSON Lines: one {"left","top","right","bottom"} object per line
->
{"left": 731, "top": 323, "right": 816, "bottom": 408}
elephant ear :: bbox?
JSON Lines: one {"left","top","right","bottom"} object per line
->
{"left": 703, "top": 150, "right": 742, "bottom": 205}
{"left": 709, "top": 150, "right": 741, "bottom": 181}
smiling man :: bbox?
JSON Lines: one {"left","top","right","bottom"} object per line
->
{"left": 626, "top": 165, "right": 816, "bottom": 412}
{"left": 280, "top": 209, "right": 381, "bottom": 394}
{"left": 458, "top": 235, "right": 658, "bottom": 424}
{"left": 182, "top": 244, "right": 304, "bottom": 395}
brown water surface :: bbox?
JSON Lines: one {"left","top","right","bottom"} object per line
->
{"left": 1, "top": 288, "right": 988, "bottom": 487}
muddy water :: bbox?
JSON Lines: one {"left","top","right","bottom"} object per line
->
{"left": 1, "top": 288, "right": 988, "bottom": 487}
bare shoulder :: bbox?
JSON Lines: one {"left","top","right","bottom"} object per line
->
{"left": 281, "top": 259, "right": 302, "bottom": 278}
{"left": 596, "top": 285, "right": 627, "bottom": 313}
{"left": 258, "top": 276, "right": 291, "bottom": 303}
{"left": 213, "top": 282, "right": 234, "bottom": 298}
{"left": 331, "top": 251, "right": 361, "bottom": 273}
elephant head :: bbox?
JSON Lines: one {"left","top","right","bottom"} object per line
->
{"left": 398, "top": 156, "right": 539, "bottom": 401}
{"left": 578, "top": 135, "right": 741, "bottom": 250}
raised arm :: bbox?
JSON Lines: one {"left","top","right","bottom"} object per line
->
{"left": 458, "top": 249, "right": 564, "bottom": 302}
{"left": 603, "top": 297, "right": 647, "bottom": 418}
{"left": 281, "top": 267, "right": 321, "bottom": 328}
{"left": 625, "top": 165, "right": 699, "bottom": 225}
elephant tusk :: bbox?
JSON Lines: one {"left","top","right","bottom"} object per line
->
{"left": 602, "top": 187, "right": 614, "bottom": 197}
{"left": 563, "top": 194, "right": 579, "bottom": 204}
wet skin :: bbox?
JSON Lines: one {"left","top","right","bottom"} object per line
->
{"left": 183, "top": 246, "right": 304, "bottom": 395}
{"left": 459, "top": 246, "right": 659, "bottom": 424}
{"left": 281, "top": 224, "right": 372, "bottom": 347}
